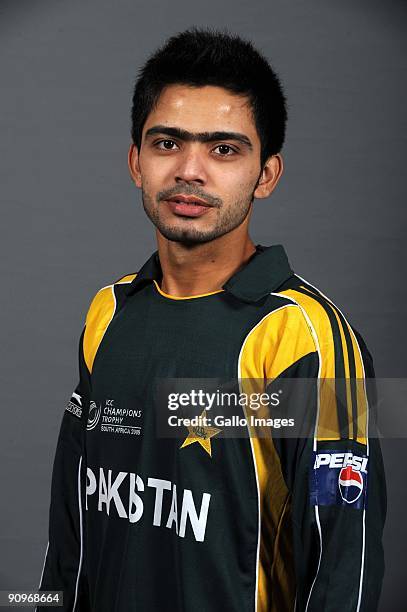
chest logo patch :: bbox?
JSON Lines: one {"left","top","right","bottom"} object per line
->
{"left": 180, "top": 409, "right": 221, "bottom": 457}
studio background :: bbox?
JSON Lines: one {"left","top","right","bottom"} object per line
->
{"left": 1, "top": 0, "right": 405, "bottom": 609}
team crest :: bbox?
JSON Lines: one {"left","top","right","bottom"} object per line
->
{"left": 180, "top": 409, "right": 221, "bottom": 457}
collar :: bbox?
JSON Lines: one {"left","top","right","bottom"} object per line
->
{"left": 125, "top": 243, "right": 295, "bottom": 303}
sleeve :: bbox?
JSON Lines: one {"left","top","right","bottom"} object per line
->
{"left": 35, "top": 326, "right": 91, "bottom": 612}
{"left": 270, "top": 325, "right": 386, "bottom": 612}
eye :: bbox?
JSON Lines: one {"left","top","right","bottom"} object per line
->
{"left": 155, "top": 139, "right": 179, "bottom": 150}
{"left": 213, "top": 144, "right": 237, "bottom": 156}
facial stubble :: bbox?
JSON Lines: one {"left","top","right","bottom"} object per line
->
{"left": 141, "top": 187, "right": 256, "bottom": 246}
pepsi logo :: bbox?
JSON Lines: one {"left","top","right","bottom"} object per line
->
{"left": 338, "top": 466, "right": 364, "bottom": 504}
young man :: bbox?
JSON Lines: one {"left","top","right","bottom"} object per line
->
{"left": 37, "top": 28, "right": 386, "bottom": 611}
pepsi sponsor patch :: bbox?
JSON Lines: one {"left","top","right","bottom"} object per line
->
{"left": 309, "top": 449, "right": 368, "bottom": 509}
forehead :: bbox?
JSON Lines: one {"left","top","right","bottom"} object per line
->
{"left": 143, "top": 84, "right": 258, "bottom": 139}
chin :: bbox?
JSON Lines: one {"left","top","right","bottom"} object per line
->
{"left": 158, "top": 225, "right": 221, "bottom": 245}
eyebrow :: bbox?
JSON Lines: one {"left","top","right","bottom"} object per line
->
{"left": 144, "top": 125, "right": 253, "bottom": 150}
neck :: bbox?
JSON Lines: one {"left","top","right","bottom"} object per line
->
{"left": 155, "top": 226, "right": 257, "bottom": 298}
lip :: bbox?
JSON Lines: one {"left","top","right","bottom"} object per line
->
{"left": 166, "top": 194, "right": 211, "bottom": 207}
{"left": 164, "top": 195, "right": 213, "bottom": 218}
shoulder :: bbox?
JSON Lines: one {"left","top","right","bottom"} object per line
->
{"left": 90, "top": 271, "right": 138, "bottom": 300}
{"left": 277, "top": 274, "right": 343, "bottom": 333}
{"left": 84, "top": 272, "right": 137, "bottom": 325}
{"left": 275, "top": 274, "right": 369, "bottom": 376}
{"left": 82, "top": 272, "right": 137, "bottom": 373}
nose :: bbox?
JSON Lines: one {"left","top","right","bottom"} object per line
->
{"left": 174, "top": 144, "right": 207, "bottom": 185}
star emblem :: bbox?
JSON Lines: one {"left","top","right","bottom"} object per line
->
{"left": 180, "top": 409, "right": 221, "bottom": 457}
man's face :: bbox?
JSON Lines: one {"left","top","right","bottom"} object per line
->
{"left": 129, "top": 84, "right": 268, "bottom": 245}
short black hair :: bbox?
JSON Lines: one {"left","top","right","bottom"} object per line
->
{"left": 130, "top": 27, "right": 288, "bottom": 168}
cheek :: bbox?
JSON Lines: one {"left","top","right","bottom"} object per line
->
{"left": 223, "top": 176, "right": 257, "bottom": 199}
{"left": 140, "top": 165, "right": 163, "bottom": 195}
{"left": 240, "top": 167, "right": 261, "bottom": 193}
{"left": 140, "top": 151, "right": 170, "bottom": 182}
{"left": 213, "top": 159, "right": 259, "bottom": 188}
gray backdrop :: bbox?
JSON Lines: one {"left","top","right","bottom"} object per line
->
{"left": 1, "top": 0, "right": 405, "bottom": 609}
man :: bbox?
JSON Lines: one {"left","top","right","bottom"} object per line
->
{"left": 36, "top": 27, "right": 386, "bottom": 611}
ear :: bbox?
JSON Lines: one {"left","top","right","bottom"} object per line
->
{"left": 253, "top": 154, "right": 284, "bottom": 199}
{"left": 128, "top": 143, "right": 142, "bottom": 188}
